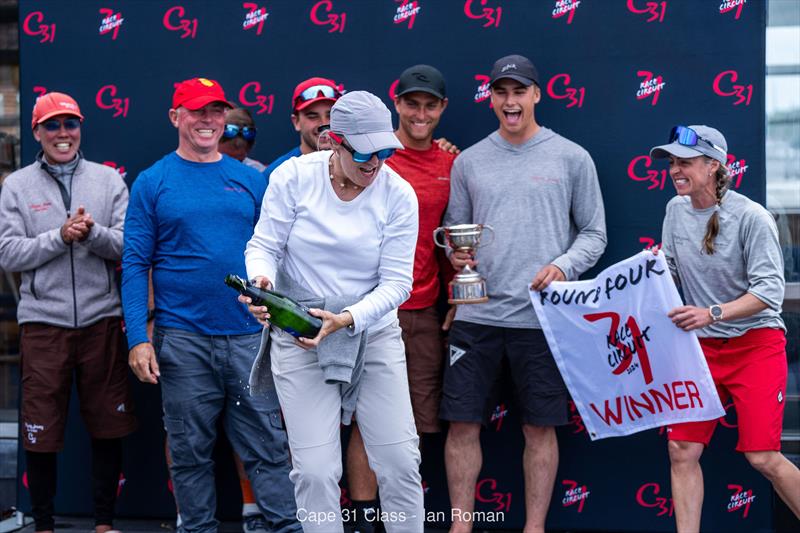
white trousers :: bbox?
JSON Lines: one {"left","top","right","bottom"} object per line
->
{"left": 270, "top": 322, "right": 424, "bottom": 533}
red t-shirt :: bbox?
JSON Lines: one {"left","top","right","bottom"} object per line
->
{"left": 386, "top": 143, "right": 455, "bottom": 310}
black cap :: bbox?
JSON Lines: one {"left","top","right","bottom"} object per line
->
{"left": 490, "top": 54, "right": 539, "bottom": 87}
{"left": 395, "top": 64, "right": 446, "bottom": 100}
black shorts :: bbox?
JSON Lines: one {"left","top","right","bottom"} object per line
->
{"left": 440, "top": 320, "right": 568, "bottom": 426}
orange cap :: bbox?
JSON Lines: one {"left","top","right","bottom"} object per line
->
{"left": 31, "top": 92, "right": 84, "bottom": 130}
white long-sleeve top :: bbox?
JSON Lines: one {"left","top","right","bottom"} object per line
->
{"left": 245, "top": 150, "right": 419, "bottom": 334}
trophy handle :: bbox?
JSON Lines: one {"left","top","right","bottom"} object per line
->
{"left": 432, "top": 227, "right": 448, "bottom": 249}
{"left": 478, "top": 224, "right": 495, "bottom": 248}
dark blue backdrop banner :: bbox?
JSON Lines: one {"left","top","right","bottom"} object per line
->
{"left": 18, "top": 1, "right": 769, "bottom": 532}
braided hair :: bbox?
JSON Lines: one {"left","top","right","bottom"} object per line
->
{"left": 701, "top": 157, "right": 731, "bottom": 255}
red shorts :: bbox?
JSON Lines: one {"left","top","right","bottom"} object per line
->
{"left": 667, "top": 328, "right": 787, "bottom": 452}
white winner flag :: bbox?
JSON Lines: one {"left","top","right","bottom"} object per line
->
{"left": 530, "top": 251, "right": 723, "bottom": 440}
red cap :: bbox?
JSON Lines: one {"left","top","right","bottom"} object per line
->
{"left": 31, "top": 92, "right": 84, "bottom": 130}
{"left": 172, "top": 77, "right": 233, "bottom": 110}
{"left": 292, "top": 77, "right": 342, "bottom": 112}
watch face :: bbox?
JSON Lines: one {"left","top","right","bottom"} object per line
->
{"left": 711, "top": 305, "right": 723, "bottom": 319}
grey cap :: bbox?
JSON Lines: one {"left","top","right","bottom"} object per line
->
{"left": 490, "top": 54, "right": 539, "bottom": 87}
{"left": 330, "top": 91, "right": 403, "bottom": 154}
{"left": 650, "top": 125, "right": 728, "bottom": 164}
{"left": 396, "top": 64, "right": 446, "bottom": 100}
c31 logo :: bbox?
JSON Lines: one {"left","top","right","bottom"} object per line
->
{"left": 96, "top": 85, "right": 130, "bottom": 118}
{"left": 628, "top": 155, "right": 668, "bottom": 190}
{"left": 464, "top": 0, "right": 502, "bottom": 28}
{"left": 475, "top": 478, "right": 512, "bottom": 512}
{"left": 239, "top": 82, "right": 275, "bottom": 115}
{"left": 546, "top": 74, "right": 585, "bottom": 108}
{"left": 163, "top": 6, "right": 198, "bottom": 39}
{"left": 22, "top": 11, "right": 56, "bottom": 44}
{"left": 713, "top": 70, "right": 752, "bottom": 106}
{"left": 627, "top": 0, "right": 666, "bottom": 23}
{"left": 636, "top": 482, "right": 674, "bottom": 517}
{"left": 310, "top": 0, "right": 347, "bottom": 33}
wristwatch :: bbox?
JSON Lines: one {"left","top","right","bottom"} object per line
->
{"left": 708, "top": 304, "right": 724, "bottom": 322}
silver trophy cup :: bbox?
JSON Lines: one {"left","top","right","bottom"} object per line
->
{"left": 433, "top": 223, "right": 495, "bottom": 304}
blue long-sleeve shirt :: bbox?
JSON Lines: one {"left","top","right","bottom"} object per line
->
{"left": 122, "top": 152, "right": 265, "bottom": 348}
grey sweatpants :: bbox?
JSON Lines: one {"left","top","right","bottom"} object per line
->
{"left": 270, "top": 322, "right": 424, "bottom": 532}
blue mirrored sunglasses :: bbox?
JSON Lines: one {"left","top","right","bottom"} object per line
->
{"left": 41, "top": 118, "right": 81, "bottom": 131}
{"left": 668, "top": 126, "right": 725, "bottom": 156}
{"left": 223, "top": 124, "right": 257, "bottom": 141}
{"left": 328, "top": 131, "right": 395, "bottom": 163}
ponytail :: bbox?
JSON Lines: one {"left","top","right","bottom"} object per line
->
{"left": 701, "top": 158, "right": 730, "bottom": 255}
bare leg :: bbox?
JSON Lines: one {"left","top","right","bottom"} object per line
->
{"left": 521, "top": 425, "right": 558, "bottom": 533}
{"left": 745, "top": 451, "right": 800, "bottom": 518}
{"left": 669, "top": 440, "right": 705, "bottom": 533}
{"left": 347, "top": 422, "right": 378, "bottom": 499}
{"left": 445, "top": 422, "right": 482, "bottom": 533}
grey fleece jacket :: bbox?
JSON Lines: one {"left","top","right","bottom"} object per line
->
{"left": 250, "top": 269, "right": 367, "bottom": 425}
{"left": 444, "top": 128, "right": 607, "bottom": 329}
{"left": 0, "top": 158, "right": 128, "bottom": 328}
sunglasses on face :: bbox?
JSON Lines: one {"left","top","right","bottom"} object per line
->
{"left": 40, "top": 118, "right": 81, "bottom": 132}
{"left": 223, "top": 124, "right": 257, "bottom": 141}
{"left": 294, "top": 84, "right": 342, "bottom": 108}
{"left": 669, "top": 126, "right": 725, "bottom": 156}
{"left": 328, "top": 131, "right": 395, "bottom": 163}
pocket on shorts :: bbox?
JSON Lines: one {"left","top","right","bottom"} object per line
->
{"left": 164, "top": 416, "right": 197, "bottom": 467}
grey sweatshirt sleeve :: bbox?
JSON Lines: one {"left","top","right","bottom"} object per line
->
{"left": 661, "top": 200, "right": 680, "bottom": 283}
{"left": 0, "top": 182, "right": 68, "bottom": 272}
{"left": 741, "top": 207, "right": 784, "bottom": 310}
{"left": 83, "top": 173, "right": 129, "bottom": 260}
{"left": 550, "top": 152, "right": 607, "bottom": 280}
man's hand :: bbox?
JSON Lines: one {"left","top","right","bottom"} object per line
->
{"left": 442, "top": 305, "right": 456, "bottom": 331}
{"left": 295, "top": 309, "right": 353, "bottom": 350}
{"left": 530, "top": 264, "right": 566, "bottom": 291}
{"left": 129, "top": 342, "right": 160, "bottom": 384}
{"left": 237, "top": 276, "right": 273, "bottom": 327}
{"left": 668, "top": 305, "right": 713, "bottom": 331}
{"left": 435, "top": 137, "right": 461, "bottom": 155}
{"left": 449, "top": 250, "right": 477, "bottom": 271}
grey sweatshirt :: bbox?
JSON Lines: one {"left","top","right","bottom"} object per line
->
{"left": 444, "top": 128, "right": 607, "bottom": 328}
{"left": 0, "top": 159, "right": 128, "bottom": 328}
{"left": 249, "top": 269, "right": 367, "bottom": 425}
{"left": 661, "top": 190, "right": 785, "bottom": 337}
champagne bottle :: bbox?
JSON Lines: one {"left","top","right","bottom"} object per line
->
{"left": 225, "top": 274, "right": 322, "bottom": 339}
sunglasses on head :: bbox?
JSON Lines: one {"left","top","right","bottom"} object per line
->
{"left": 669, "top": 126, "right": 725, "bottom": 156}
{"left": 40, "top": 118, "right": 81, "bottom": 132}
{"left": 294, "top": 84, "right": 342, "bottom": 108}
{"left": 328, "top": 131, "right": 395, "bottom": 163}
{"left": 223, "top": 124, "right": 257, "bottom": 141}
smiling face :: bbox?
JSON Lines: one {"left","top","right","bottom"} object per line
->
{"left": 333, "top": 136, "right": 384, "bottom": 188}
{"left": 490, "top": 78, "right": 540, "bottom": 143}
{"left": 292, "top": 100, "right": 334, "bottom": 154}
{"left": 668, "top": 155, "right": 720, "bottom": 208}
{"left": 33, "top": 114, "right": 81, "bottom": 164}
{"left": 170, "top": 102, "right": 227, "bottom": 161}
{"left": 394, "top": 92, "right": 447, "bottom": 149}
